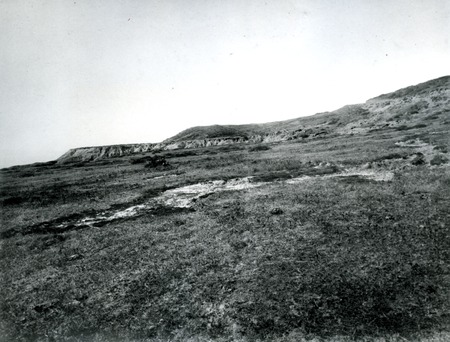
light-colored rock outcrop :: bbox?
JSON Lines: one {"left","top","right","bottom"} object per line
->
{"left": 57, "top": 76, "right": 449, "bottom": 164}
{"left": 57, "top": 143, "right": 159, "bottom": 164}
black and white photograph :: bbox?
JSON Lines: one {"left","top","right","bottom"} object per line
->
{"left": 1, "top": 1, "right": 449, "bottom": 341}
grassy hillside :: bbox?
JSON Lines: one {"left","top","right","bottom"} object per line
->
{"left": 163, "top": 76, "right": 450, "bottom": 144}
{"left": 372, "top": 76, "right": 450, "bottom": 100}
{"left": 163, "top": 124, "right": 266, "bottom": 142}
{"left": 1, "top": 77, "right": 450, "bottom": 341}
{"left": 54, "top": 76, "right": 449, "bottom": 164}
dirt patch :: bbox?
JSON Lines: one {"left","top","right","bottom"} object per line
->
{"left": 156, "top": 177, "right": 263, "bottom": 208}
{"left": 286, "top": 168, "right": 394, "bottom": 184}
{"left": 2, "top": 170, "right": 396, "bottom": 239}
{"left": 395, "top": 139, "right": 428, "bottom": 147}
{"left": 338, "top": 169, "right": 394, "bottom": 182}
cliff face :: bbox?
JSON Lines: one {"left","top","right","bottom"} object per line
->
{"left": 163, "top": 132, "right": 297, "bottom": 150}
{"left": 57, "top": 76, "right": 450, "bottom": 164}
{"left": 56, "top": 135, "right": 295, "bottom": 164}
{"left": 57, "top": 143, "right": 160, "bottom": 164}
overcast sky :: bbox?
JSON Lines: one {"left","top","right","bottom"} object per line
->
{"left": 1, "top": 0, "right": 449, "bottom": 167}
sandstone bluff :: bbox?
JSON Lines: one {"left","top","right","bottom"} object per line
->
{"left": 58, "top": 76, "right": 450, "bottom": 164}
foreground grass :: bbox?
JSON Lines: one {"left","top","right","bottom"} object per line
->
{"left": 1, "top": 126, "right": 450, "bottom": 341}
{"left": 1, "top": 164, "right": 449, "bottom": 341}
{"left": 4, "top": 330, "right": 449, "bottom": 342}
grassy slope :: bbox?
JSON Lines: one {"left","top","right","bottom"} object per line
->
{"left": 50, "top": 75, "right": 449, "bottom": 165}
{"left": 1, "top": 76, "right": 450, "bottom": 341}
{"left": 1, "top": 123, "right": 450, "bottom": 341}
{"left": 163, "top": 76, "right": 450, "bottom": 144}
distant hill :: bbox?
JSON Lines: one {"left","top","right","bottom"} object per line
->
{"left": 164, "top": 76, "right": 450, "bottom": 142}
{"left": 57, "top": 75, "right": 450, "bottom": 164}
{"left": 372, "top": 75, "right": 450, "bottom": 100}
{"left": 163, "top": 124, "right": 265, "bottom": 142}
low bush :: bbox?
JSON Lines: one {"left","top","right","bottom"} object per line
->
{"left": 144, "top": 155, "right": 170, "bottom": 168}
{"left": 395, "top": 125, "right": 410, "bottom": 131}
{"left": 433, "top": 145, "right": 448, "bottom": 153}
{"left": 248, "top": 145, "right": 271, "bottom": 152}
{"left": 130, "top": 156, "right": 153, "bottom": 164}
{"left": 430, "top": 154, "right": 449, "bottom": 166}
{"left": 411, "top": 153, "right": 426, "bottom": 166}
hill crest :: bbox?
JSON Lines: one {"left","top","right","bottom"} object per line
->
{"left": 56, "top": 75, "right": 449, "bottom": 164}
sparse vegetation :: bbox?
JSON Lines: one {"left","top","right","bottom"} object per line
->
{"left": 411, "top": 153, "right": 426, "bottom": 166}
{"left": 430, "top": 154, "right": 449, "bottom": 166}
{"left": 1, "top": 76, "right": 450, "bottom": 341}
{"left": 144, "top": 155, "right": 170, "bottom": 168}
{"left": 248, "top": 145, "right": 271, "bottom": 152}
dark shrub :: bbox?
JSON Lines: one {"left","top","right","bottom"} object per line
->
{"left": 396, "top": 125, "right": 409, "bottom": 131}
{"left": 144, "top": 155, "right": 169, "bottom": 168}
{"left": 131, "top": 155, "right": 170, "bottom": 167}
{"left": 433, "top": 145, "right": 448, "bottom": 153}
{"left": 130, "top": 156, "right": 152, "bottom": 164}
{"left": 430, "top": 154, "right": 449, "bottom": 166}
{"left": 248, "top": 145, "right": 271, "bottom": 152}
{"left": 411, "top": 153, "right": 426, "bottom": 166}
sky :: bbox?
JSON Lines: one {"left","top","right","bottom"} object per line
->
{"left": 1, "top": 0, "right": 449, "bottom": 168}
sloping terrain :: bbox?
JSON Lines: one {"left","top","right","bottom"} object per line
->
{"left": 1, "top": 76, "right": 450, "bottom": 341}
{"left": 55, "top": 76, "right": 450, "bottom": 164}
{"left": 165, "top": 75, "right": 449, "bottom": 143}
